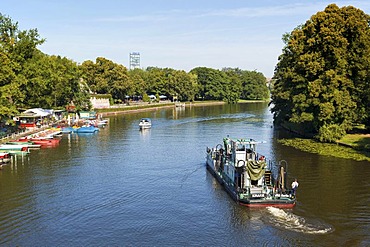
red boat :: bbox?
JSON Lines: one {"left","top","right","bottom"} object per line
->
{"left": 0, "top": 152, "right": 11, "bottom": 164}
{"left": 18, "top": 137, "right": 60, "bottom": 147}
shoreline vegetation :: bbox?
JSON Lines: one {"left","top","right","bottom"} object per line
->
{"left": 279, "top": 138, "right": 370, "bottom": 162}
{"left": 278, "top": 127, "right": 370, "bottom": 162}
{"left": 278, "top": 120, "right": 370, "bottom": 161}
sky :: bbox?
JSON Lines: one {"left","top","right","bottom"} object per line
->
{"left": 2, "top": 1, "right": 370, "bottom": 78}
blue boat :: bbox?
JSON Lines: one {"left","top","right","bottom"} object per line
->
{"left": 76, "top": 125, "right": 99, "bottom": 133}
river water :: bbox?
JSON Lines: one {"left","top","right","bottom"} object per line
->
{"left": 0, "top": 103, "right": 369, "bottom": 246}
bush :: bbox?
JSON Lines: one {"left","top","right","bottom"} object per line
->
{"left": 316, "top": 124, "right": 347, "bottom": 143}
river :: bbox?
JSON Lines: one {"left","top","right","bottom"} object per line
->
{"left": 0, "top": 102, "right": 369, "bottom": 246}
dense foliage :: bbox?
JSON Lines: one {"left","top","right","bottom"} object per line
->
{"left": 270, "top": 4, "right": 370, "bottom": 142}
{"left": 191, "top": 67, "right": 268, "bottom": 103}
{"left": 0, "top": 13, "right": 91, "bottom": 121}
{"left": 0, "top": 13, "right": 269, "bottom": 122}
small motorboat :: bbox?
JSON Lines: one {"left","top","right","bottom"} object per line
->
{"left": 139, "top": 118, "right": 152, "bottom": 129}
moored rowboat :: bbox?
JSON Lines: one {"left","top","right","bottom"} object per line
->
{"left": 0, "top": 144, "right": 30, "bottom": 155}
{"left": 6, "top": 141, "right": 41, "bottom": 148}
{"left": 17, "top": 137, "right": 60, "bottom": 146}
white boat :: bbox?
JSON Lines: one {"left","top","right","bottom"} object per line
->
{"left": 139, "top": 118, "right": 152, "bottom": 129}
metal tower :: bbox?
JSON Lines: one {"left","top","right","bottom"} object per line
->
{"left": 129, "top": 52, "right": 140, "bottom": 70}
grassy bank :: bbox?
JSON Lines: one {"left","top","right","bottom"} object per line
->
{"left": 279, "top": 138, "right": 370, "bottom": 162}
{"left": 338, "top": 134, "right": 370, "bottom": 150}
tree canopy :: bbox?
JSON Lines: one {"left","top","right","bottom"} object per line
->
{"left": 191, "top": 67, "right": 269, "bottom": 103}
{"left": 270, "top": 4, "right": 370, "bottom": 142}
{"left": 0, "top": 13, "right": 92, "bottom": 121}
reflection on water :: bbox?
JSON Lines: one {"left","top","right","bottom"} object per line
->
{"left": 139, "top": 128, "right": 151, "bottom": 140}
{"left": 0, "top": 102, "right": 369, "bottom": 246}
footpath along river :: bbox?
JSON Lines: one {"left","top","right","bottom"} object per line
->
{"left": 0, "top": 102, "right": 369, "bottom": 246}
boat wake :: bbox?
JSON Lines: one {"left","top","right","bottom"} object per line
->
{"left": 266, "top": 207, "right": 333, "bottom": 234}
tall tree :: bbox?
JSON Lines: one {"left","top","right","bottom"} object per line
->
{"left": 222, "top": 68, "right": 242, "bottom": 103}
{"left": 271, "top": 4, "right": 370, "bottom": 142}
{"left": 128, "top": 68, "right": 147, "bottom": 96}
{"left": 191, "top": 67, "right": 225, "bottom": 101}
{"left": 0, "top": 48, "right": 19, "bottom": 119}
{"left": 80, "top": 57, "right": 130, "bottom": 102}
{"left": 166, "top": 69, "right": 198, "bottom": 101}
{"left": 240, "top": 70, "right": 269, "bottom": 100}
{"left": 20, "top": 51, "right": 90, "bottom": 110}
{"left": 146, "top": 67, "right": 166, "bottom": 95}
{"left": 0, "top": 13, "right": 44, "bottom": 119}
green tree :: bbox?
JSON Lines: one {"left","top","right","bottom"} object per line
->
{"left": 191, "top": 67, "right": 225, "bottom": 100}
{"left": 0, "top": 13, "right": 44, "bottom": 119}
{"left": 240, "top": 70, "right": 269, "bottom": 100}
{"left": 222, "top": 68, "right": 242, "bottom": 103}
{"left": 271, "top": 4, "right": 370, "bottom": 142}
{"left": 79, "top": 60, "right": 98, "bottom": 92}
{"left": 146, "top": 67, "right": 166, "bottom": 95}
{"left": 80, "top": 57, "right": 130, "bottom": 102}
{"left": 128, "top": 68, "right": 147, "bottom": 96}
{"left": 0, "top": 49, "right": 19, "bottom": 120}
{"left": 19, "top": 51, "right": 89, "bottom": 110}
{"left": 167, "top": 69, "right": 198, "bottom": 101}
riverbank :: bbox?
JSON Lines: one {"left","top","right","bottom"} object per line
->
{"left": 97, "top": 100, "right": 270, "bottom": 116}
{"left": 279, "top": 120, "right": 370, "bottom": 159}
{"left": 337, "top": 133, "right": 370, "bottom": 150}
{"left": 96, "top": 100, "right": 228, "bottom": 116}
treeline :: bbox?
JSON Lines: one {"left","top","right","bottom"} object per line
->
{"left": 270, "top": 4, "right": 370, "bottom": 142}
{"left": 0, "top": 13, "right": 269, "bottom": 122}
{"left": 81, "top": 61, "right": 269, "bottom": 104}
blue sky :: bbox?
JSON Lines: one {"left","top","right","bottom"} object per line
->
{"left": 2, "top": 1, "right": 370, "bottom": 77}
